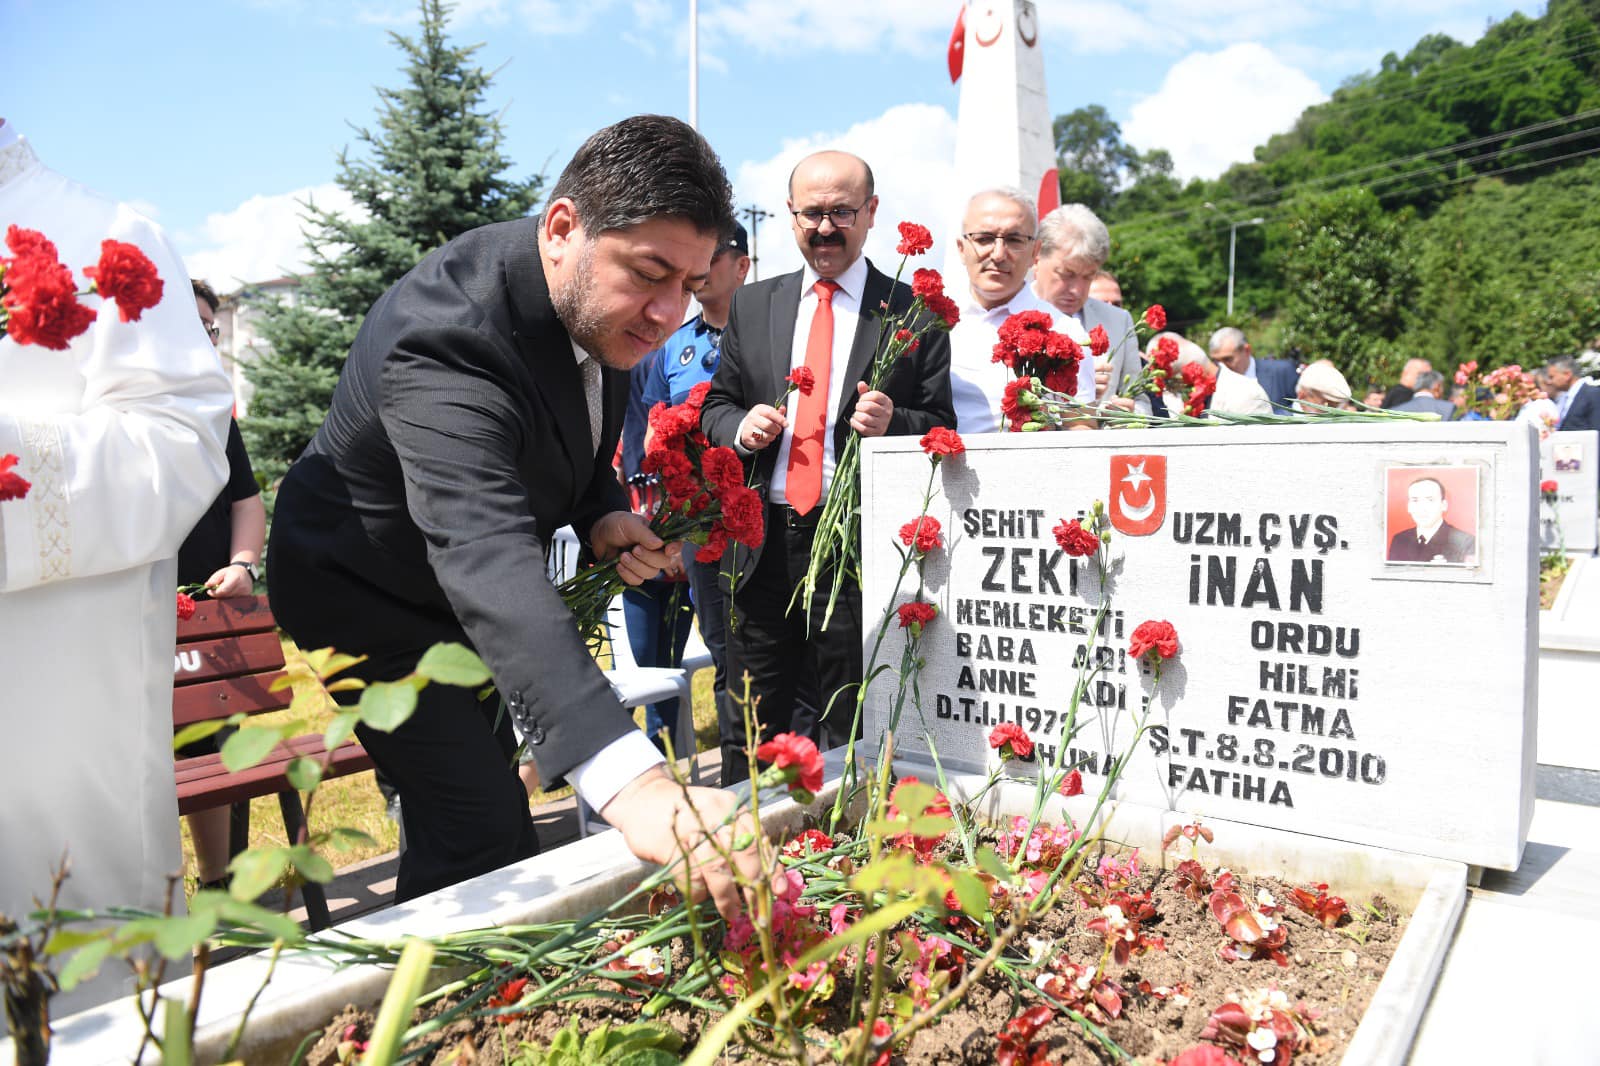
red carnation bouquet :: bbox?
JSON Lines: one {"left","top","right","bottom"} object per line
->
{"left": 796, "top": 220, "right": 959, "bottom": 629}
{"left": 994, "top": 304, "right": 1170, "bottom": 430}
{"left": 0, "top": 225, "right": 166, "bottom": 507}
{"left": 557, "top": 382, "right": 765, "bottom": 646}
{"left": 1, "top": 224, "right": 164, "bottom": 349}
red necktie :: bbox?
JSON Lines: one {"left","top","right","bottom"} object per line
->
{"left": 786, "top": 280, "right": 840, "bottom": 515}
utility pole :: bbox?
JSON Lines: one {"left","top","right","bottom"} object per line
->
{"left": 742, "top": 204, "right": 771, "bottom": 281}
{"left": 1204, "top": 203, "right": 1265, "bottom": 317}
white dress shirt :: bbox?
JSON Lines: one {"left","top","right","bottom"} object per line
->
{"left": 767, "top": 253, "right": 869, "bottom": 504}
{"left": 947, "top": 285, "right": 1094, "bottom": 434}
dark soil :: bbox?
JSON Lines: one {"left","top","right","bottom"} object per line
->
{"left": 303, "top": 849, "right": 1405, "bottom": 1066}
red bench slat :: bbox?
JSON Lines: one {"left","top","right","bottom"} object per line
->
{"left": 176, "top": 737, "right": 374, "bottom": 814}
{"left": 173, "top": 673, "right": 293, "bottom": 726}
{"left": 177, "top": 596, "right": 279, "bottom": 642}
{"left": 174, "top": 630, "right": 286, "bottom": 687}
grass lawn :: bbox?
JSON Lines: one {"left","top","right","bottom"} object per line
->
{"left": 179, "top": 635, "right": 719, "bottom": 896}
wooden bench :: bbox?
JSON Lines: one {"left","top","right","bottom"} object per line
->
{"left": 173, "top": 595, "right": 374, "bottom": 929}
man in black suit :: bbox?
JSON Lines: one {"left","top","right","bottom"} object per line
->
{"left": 1386, "top": 476, "right": 1476, "bottom": 563}
{"left": 700, "top": 151, "right": 954, "bottom": 785}
{"left": 1209, "top": 327, "right": 1298, "bottom": 413}
{"left": 1548, "top": 355, "right": 1600, "bottom": 434}
{"left": 268, "top": 115, "right": 761, "bottom": 917}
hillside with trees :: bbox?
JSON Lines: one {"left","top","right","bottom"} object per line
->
{"left": 1057, "top": 0, "right": 1600, "bottom": 388}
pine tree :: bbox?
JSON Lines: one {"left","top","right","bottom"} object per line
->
{"left": 242, "top": 0, "right": 542, "bottom": 486}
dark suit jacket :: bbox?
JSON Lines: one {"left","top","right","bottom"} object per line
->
{"left": 1559, "top": 381, "right": 1600, "bottom": 434}
{"left": 700, "top": 259, "right": 954, "bottom": 586}
{"left": 1251, "top": 356, "right": 1300, "bottom": 414}
{"left": 267, "top": 218, "right": 638, "bottom": 782}
{"left": 1387, "top": 520, "right": 1476, "bottom": 564}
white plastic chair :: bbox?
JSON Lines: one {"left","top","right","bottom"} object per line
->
{"left": 546, "top": 526, "right": 702, "bottom": 835}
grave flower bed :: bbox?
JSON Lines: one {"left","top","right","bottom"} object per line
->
{"left": 302, "top": 796, "right": 1408, "bottom": 1066}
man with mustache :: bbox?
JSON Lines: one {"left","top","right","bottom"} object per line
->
{"left": 700, "top": 150, "right": 954, "bottom": 783}
{"left": 269, "top": 116, "right": 763, "bottom": 919}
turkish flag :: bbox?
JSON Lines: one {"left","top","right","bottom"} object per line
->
{"left": 1108, "top": 455, "right": 1167, "bottom": 537}
{"left": 948, "top": 7, "right": 966, "bottom": 83}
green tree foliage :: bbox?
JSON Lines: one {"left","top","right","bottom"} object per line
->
{"left": 1064, "top": 0, "right": 1600, "bottom": 379}
{"left": 1053, "top": 105, "right": 1180, "bottom": 220}
{"left": 1275, "top": 187, "right": 1418, "bottom": 386}
{"left": 243, "top": 0, "right": 542, "bottom": 486}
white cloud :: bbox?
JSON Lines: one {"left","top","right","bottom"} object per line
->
{"left": 1122, "top": 42, "right": 1326, "bottom": 179}
{"left": 700, "top": 0, "right": 957, "bottom": 56}
{"left": 175, "top": 185, "right": 364, "bottom": 293}
{"left": 732, "top": 103, "right": 959, "bottom": 282}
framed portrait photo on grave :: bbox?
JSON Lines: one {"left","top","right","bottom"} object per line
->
{"left": 1379, "top": 463, "right": 1487, "bottom": 578}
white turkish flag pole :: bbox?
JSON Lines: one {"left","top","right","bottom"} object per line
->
{"left": 943, "top": 1, "right": 1060, "bottom": 284}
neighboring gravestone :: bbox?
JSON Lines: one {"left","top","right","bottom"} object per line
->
{"left": 860, "top": 422, "right": 1537, "bottom": 870}
{"left": 1539, "top": 430, "right": 1598, "bottom": 553}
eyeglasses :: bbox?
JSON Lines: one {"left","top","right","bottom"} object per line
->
{"left": 963, "top": 232, "right": 1036, "bottom": 253}
{"left": 791, "top": 202, "right": 869, "bottom": 230}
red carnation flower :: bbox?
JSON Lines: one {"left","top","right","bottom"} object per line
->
{"left": 176, "top": 592, "right": 197, "bottom": 621}
{"left": 782, "top": 828, "right": 835, "bottom": 858}
{"left": 695, "top": 526, "right": 730, "bottom": 563}
{"left": 1089, "top": 324, "right": 1110, "bottom": 357}
{"left": 1128, "top": 620, "right": 1180, "bottom": 662}
{"left": 756, "top": 731, "right": 825, "bottom": 796}
{"left": 5, "top": 225, "right": 58, "bottom": 260}
{"left": 2, "top": 250, "right": 97, "bottom": 350}
{"left": 1059, "top": 769, "right": 1084, "bottom": 797}
{"left": 1043, "top": 365, "right": 1079, "bottom": 396}
{"left": 0, "top": 454, "right": 30, "bottom": 502}
{"left": 896, "top": 221, "right": 934, "bottom": 256}
{"left": 1052, "top": 518, "right": 1099, "bottom": 557}
{"left": 924, "top": 291, "right": 960, "bottom": 329}
{"left": 718, "top": 484, "right": 766, "bottom": 546}
{"left": 701, "top": 446, "right": 745, "bottom": 494}
{"left": 685, "top": 380, "right": 712, "bottom": 411}
{"left": 1151, "top": 335, "right": 1180, "bottom": 372}
{"left": 1540, "top": 479, "right": 1559, "bottom": 495}
{"left": 786, "top": 366, "right": 816, "bottom": 396}
{"left": 1143, "top": 305, "right": 1167, "bottom": 331}
{"left": 898, "top": 515, "right": 943, "bottom": 554}
{"left": 988, "top": 722, "right": 1033, "bottom": 761}
{"left": 919, "top": 426, "right": 964, "bottom": 459}
{"left": 83, "top": 239, "right": 163, "bottom": 323}
{"left": 896, "top": 600, "right": 938, "bottom": 634}
{"left": 911, "top": 267, "right": 945, "bottom": 301}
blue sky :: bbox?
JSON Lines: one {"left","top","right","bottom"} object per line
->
{"left": 7, "top": 0, "right": 1533, "bottom": 290}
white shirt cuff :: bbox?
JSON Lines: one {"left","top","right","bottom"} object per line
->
{"left": 571, "top": 730, "right": 667, "bottom": 814}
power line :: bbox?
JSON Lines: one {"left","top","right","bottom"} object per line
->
{"left": 1106, "top": 108, "right": 1600, "bottom": 240}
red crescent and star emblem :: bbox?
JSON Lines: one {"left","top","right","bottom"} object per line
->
{"left": 1108, "top": 455, "right": 1167, "bottom": 536}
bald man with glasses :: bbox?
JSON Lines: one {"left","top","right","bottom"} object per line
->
{"left": 947, "top": 188, "right": 1095, "bottom": 433}
{"left": 700, "top": 150, "right": 953, "bottom": 783}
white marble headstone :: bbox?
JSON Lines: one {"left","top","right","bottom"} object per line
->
{"left": 1539, "top": 430, "right": 1598, "bottom": 553}
{"left": 860, "top": 422, "right": 1537, "bottom": 870}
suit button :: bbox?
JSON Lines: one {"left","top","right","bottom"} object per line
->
{"left": 528, "top": 726, "right": 546, "bottom": 745}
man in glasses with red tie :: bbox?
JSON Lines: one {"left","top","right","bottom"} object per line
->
{"left": 700, "top": 150, "right": 954, "bottom": 785}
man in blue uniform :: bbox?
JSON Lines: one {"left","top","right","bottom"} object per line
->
{"left": 622, "top": 223, "right": 749, "bottom": 756}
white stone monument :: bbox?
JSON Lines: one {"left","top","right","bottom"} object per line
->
{"left": 861, "top": 423, "right": 1539, "bottom": 870}
{"left": 1538, "top": 429, "right": 1598, "bottom": 553}
{"left": 943, "top": 0, "right": 1058, "bottom": 284}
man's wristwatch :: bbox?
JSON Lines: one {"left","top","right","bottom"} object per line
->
{"left": 229, "top": 560, "right": 259, "bottom": 581}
